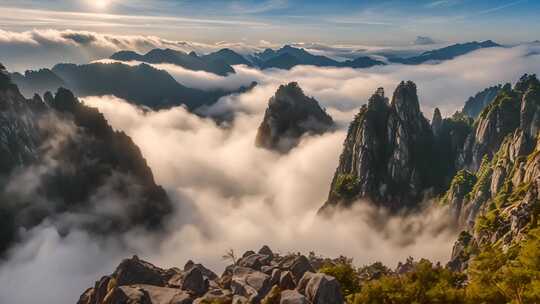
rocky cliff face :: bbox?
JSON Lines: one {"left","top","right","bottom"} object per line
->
{"left": 0, "top": 64, "right": 172, "bottom": 254}
{"left": 255, "top": 82, "right": 334, "bottom": 152}
{"left": 446, "top": 74, "right": 540, "bottom": 271}
{"left": 462, "top": 85, "right": 502, "bottom": 119}
{"left": 321, "top": 83, "right": 439, "bottom": 212}
{"left": 78, "top": 246, "right": 344, "bottom": 304}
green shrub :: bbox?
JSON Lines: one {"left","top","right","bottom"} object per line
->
{"left": 333, "top": 174, "right": 360, "bottom": 198}
{"left": 319, "top": 261, "right": 361, "bottom": 297}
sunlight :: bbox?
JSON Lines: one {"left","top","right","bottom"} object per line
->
{"left": 93, "top": 0, "right": 110, "bottom": 10}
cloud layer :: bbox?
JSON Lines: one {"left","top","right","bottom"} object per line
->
{"left": 0, "top": 28, "right": 441, "bottom": 73}
{"left": 0, "top": 29, "right": 262, "bottom": 72}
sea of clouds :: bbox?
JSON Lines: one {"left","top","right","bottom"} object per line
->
{"left": 0, "top": 28, "right": 439, "bottom": 73}
{"left": 0, "top": 36, "right": 539, "bottom": 304}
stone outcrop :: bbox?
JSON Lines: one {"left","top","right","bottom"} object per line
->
{"left": 0, "top": 64, "right": 173, "bottom": 254}
{"left": 446, "top": 74, "right": 540, "bottom": 270}
{"left": 255, "top": 82, "right": 334, "bottom": 152}
{"left": 77, "top": 247, "right": 345, "bottom": 304}
{"left": 321, "top": 83, "right": 438, "bottom": 212}
{"left": 462, "top": 85, "right": 502, "bottom": 118}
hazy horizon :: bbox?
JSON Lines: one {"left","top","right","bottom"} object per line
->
{"left": 0, "top": 0, "right": 538, "bottom": 45}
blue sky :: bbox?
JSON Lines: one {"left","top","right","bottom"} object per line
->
{"left": 0, "top": 0, "right": 538, "bottom": 45}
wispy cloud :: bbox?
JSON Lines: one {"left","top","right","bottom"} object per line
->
{"left": 0, "top": 6, "right": 267, "bottom": 29}
{"left": 229, "top": 0, "right": 289, "bottom": 14}
{"left": 425, "top": 0, "right": 462, "bottom": 8}
{"left": 325, "top": 18, "right": 394, "bottom": 26}
{"left": 477, "top": 0, "right": 528, "bottom": 15}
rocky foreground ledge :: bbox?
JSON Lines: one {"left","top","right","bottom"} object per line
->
{"left": 78, "top": 246, "right": 344, "bottom": 304}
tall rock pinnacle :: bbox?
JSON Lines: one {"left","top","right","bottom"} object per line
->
{"left": 255, "top": 82, "right": 334, "bottom": 152}
{"left": 321, "top": 81, "right": 436, "bottom": 212}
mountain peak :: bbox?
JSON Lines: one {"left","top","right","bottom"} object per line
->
{"left": 0, "top": 63, "right": 12, "bottom": 90}
{"left": 391, "top": 81, "right": 421, "bottom": 121}
{"left": 321, "top": 81, "right": 438, "bottom": 212}
{"left": 431, "top": 108, "right": 443, "bottom": 136}
{"left": 255, "top": 82, "right": 334, "bottom": 152}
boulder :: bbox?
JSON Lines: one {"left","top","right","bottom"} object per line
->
{"left": 302, "top": 273, "right": 344, "bottom": 304}
{"left": 270, "top": 268, "right": 282, "bottom": 286}
{"left": 261, "top": 265, "right": 277, "bottom": 275}
{"left": 181, "top": 267, "right": 209, "bottom": 296}
{"left": 261, "top": 285, "right": 282, "bottom": 304}
{"left": 279, "top": 255, "right": 314, "bottom": 283}
{"left": 296, "top": 272, "right": 316, "bottom": 295}
{"left": 184, "top": 261, "right": 218, "bottom": 281}
{"left": 193, "top": 289, "right": 232, "bottom": 304}
{"left": 238, "top": 253, "right": 272, "bottom": 271}
{"left": 114, "top": 256, "right": 166, "bottom": 287}
{"left": 105, "top": 286, "right": 152, "bottom": 304}
{"left": 242, "top": 250, "right": 256, "bottom": 258}
{"left": 258, "top": 245, "right": 274, "bottom": 257}
{"left": 280, "top": 290, "right": 309, "bottom": 304}
{"left": 109, "top": 285, "right": 192, "bottom": 304}
{"left": 279, "top": 271, "right": 296, "bottom": 290}
{"left": 232, "top": 295, "right": 249, "bottom": 304}
{"left": 231, "top": 267, "right": 272, "bottom": 303}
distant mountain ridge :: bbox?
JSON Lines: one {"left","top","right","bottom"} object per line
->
{"left": 11, "top": 63, "right": 256, "bottom": 111}
{"left": 250, "top": 45, "right": 385, "bottom": 70}
{"left": 10, "top": 69, "right": 65, "bottom": 97}
{"left": 390, "top": 40, "right": 501, "bottom": 64}
{"left": 111, "top": 48, "right": 236, "bottom": 76}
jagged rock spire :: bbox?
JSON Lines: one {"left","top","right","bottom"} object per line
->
{"left": 321, "top": 81, "right": 436, "bottom": 212}
{"left": 431, "top": 108, "right": 443, "bottom": 136}
{"left": 255, "top": 82, "right": 334, "bottom": 152}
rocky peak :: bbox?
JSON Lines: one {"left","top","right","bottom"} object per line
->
{"left": 0, "top": 68, "right": 173, "bottom": 253}
{"left": 460, "top": 75, "right": 538, "bottom": 171}
{"left": 321, "top": 81, "right": 437, "bottom": 212}
{"left": 462, "top": 85, "right": 502, "bottom": 118}
{"left": 514, "top": 73, "right": 539, "bottom": 93}
{"left": 390, "top": 81, "right": 422, "bottom": 123}
{"left": 520, "top": 75, "right": 540, "bottom": 140}
{"left": 445, "top": 74, "right": 540, "bottom": 271}
{"left": 0, "top": 63, "right": 11, "bottom": 90}
{"left": 255, "top": 82, "right": 334, "bottom": 152}
{"left": 431, "top": 108, "right": 443, "bottom": 136}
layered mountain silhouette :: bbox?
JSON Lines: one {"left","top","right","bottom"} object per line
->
{"left": 255, "top": 82, "right": 334, "bottom": 152}
{"left": 390, "top": 40, "right": 501, "bottom": 64}
{"left": 251, "top": 45, "right": 385, "bottom": 70}
{"left": 110, "top": 48, "right": 236, "bottom": 76}
{"left": 10, "top": 69, "right": 66, "bottom": 97}
{"left": 0, "top": 63, "right": 172, "bottom": 254}
{"left": 201, "top": 48, "right": 254, "bottom": 67}
{"left": 11, "top": 63, "right": 256, "bottom": 110}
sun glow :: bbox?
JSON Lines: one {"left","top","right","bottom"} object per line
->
{"left": 93, "top": 0, "right": 110, "bottom": 9}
